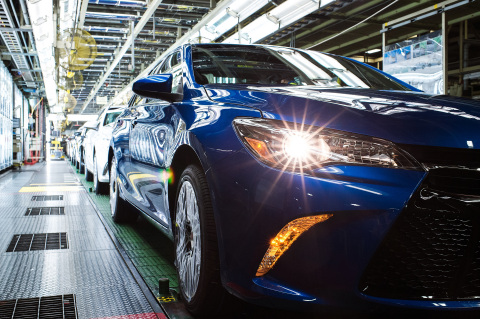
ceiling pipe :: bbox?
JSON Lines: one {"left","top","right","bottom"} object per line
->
{"left": 85, "top": 12, "right": 138, "bottom": 20}
{"left": 90, "top": 0, "right": 209, "bottom": 12}
{"left": 89, "top": 0, "right": 147, "bottom": 7}
{"left": 85, "top": 11, "right": 196, "bottom": 25}
{"left": 80, "top": 0, "right": 163, "bottom": 113}
{"left": 84, "top": 26, "right": 128, "bottom": 33}
{"left": 78, "top": 0, "right": 89, "bottom": 30}
{"left": 130, "top": 20, "right": 135, "bottom": 71}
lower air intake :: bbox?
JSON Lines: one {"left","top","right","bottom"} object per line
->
{"left": 360, "top": 168, "right": 480, "bottom": 300}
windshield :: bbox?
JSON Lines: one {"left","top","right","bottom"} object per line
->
{"left": 192, "top": 45, "right": 411, "bottom": 91}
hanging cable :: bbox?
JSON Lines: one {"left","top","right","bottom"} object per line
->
{"left": 30, "top": 97, "right": 43, "bottom": 116}
{"left": 306, "top": 0, "right": 399, "bottom": 49}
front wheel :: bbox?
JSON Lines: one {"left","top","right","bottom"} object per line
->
{"left": 109, "top": 157, "right": 136, "bottom": 223}
{"left": 174, "top": 165, "right": 228, "bottom": 315}
{"left": 85, "top": 154, "right": 93, "bottom": 181}
{"left": 79, "top": 149, "right": 85, "bottom": 174}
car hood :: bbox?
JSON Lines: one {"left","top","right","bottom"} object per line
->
{"left": 204, "top": 86, "right": 480, "bottom": 149}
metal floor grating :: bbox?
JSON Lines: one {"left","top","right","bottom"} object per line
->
{"left": 25, "top": 207, "right": 65, "bottom": 216}
{"left": 6, "top": 233, "right": 68, "bottom": 252}
{"left": 0, "top": 294, "right": 77, "bottom": 319}
{"left": 31, "top": 195, "right": 64, "bottom": 201}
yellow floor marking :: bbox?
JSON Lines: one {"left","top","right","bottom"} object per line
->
{"left": 19, "top": 186, "right": 84, "bottom": 193}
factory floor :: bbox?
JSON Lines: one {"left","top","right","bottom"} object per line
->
{"left": 0, "top": 158, "right": 328, "bottom": 319}
{"left": 0, "top": 159, "right": 171, "bottom": 319}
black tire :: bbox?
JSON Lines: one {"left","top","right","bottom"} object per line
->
{"left": 79, "top": 149, "right": 85, "bottom": 174}
{"left": 85, "top": 158, "right": 93, "bottom": 182}
{"left": 174, "top": 164, "right": 228, "bottom": 315}
{"left": 93, "top": 154, "right": 107, "bottom": 195}
{"left": 109, "top": 157, "right": 136, "bottom": 223}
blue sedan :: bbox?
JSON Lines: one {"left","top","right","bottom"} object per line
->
{"left": 109, "top": 43, "right": 480, "bottom": 315}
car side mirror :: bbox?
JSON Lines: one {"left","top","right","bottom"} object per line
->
{"left": 132, "top": 74, "right": 183, "bottom": 102}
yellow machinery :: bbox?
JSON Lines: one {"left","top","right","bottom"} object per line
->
{"left": 50, "top": 139, "right": 65, "bottom": 160}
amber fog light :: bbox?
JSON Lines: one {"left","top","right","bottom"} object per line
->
{"left": 256, "top": 214, "right": 333, "bottom": 276}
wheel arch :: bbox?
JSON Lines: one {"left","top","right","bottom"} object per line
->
{"left": 168, "top": 144, "right": 204, "bottom": 224}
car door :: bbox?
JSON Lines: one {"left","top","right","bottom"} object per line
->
{"left": 128, "top": 49, "right": 183, "bottom": 228}
{"left": 112, "top": 97, "right": 142, "bottom": 203}
{"left": 95, "top": 109, "right": 123, "bottom": 179}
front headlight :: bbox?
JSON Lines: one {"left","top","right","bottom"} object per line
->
{"left": 233, "top": 117, "right": 420, "bottom": 173}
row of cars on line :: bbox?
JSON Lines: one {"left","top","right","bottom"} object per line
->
{"left": 66, "top": 106, "right": 125, "bottom": 194}
{"left": 68, "top": 43, "right": 480, "bottom": 317}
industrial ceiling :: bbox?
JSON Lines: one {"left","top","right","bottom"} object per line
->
{"left": 0, "top": 0, "right": 479, "bottom": 121}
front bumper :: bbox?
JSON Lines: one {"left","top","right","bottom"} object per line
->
{"left": 206, "top": 149, "right": 480, "bottom": 311}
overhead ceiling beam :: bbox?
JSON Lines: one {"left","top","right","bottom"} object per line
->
{"left": 2, "top": 51, "right": 37, "bottom": 56}
{"left": 77, "top": 0, "right": 90, "bottom": 30}
{"left": 80, "top": 0, "right": 164, "bottom": 113}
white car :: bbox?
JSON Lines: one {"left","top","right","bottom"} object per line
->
{"left": 83, "top": 106, "right": 125, "bottom": 194}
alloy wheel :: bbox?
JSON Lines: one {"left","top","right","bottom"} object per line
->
{"left": 175, "top": 180, "right": 201, "bottom": 302}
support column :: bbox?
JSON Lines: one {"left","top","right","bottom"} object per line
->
{"left": 130, "top": 21, "right": 135, "bottom": 71}
{"left": 382, "top": 29, "right": 386, "bottom": 71}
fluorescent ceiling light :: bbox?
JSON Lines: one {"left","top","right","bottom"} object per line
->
{"left": 199, "top": 0, "right": 268, "bottom": 42}
{"left": 267, "top": 0, "right": 320, "bottom": 28}
{"left": 224, "top": 0, "right": 337, "bottom": 45}
{"left": 224, "top": 15, "right": 278, "bottom": 44}
{"left": 26, "top": 0, "right": 58, "bottom": 109}
{"left": 366, "top": 48, "right": 381, "bottom": 54}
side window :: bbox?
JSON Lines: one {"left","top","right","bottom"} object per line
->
{"left": 165, "top": 51, "right": 183, "bottom": 94}
{"left": 149, "top": 50, "right": 183, "bottom": 95}
{"left": 159, "top": 55, "right": 172, "bottom": 74}
{"left": 104, "top": 112, "right": 122, "bottom": 126}
{"left": 150, "top": 60, "right": 165, "bottom": 75}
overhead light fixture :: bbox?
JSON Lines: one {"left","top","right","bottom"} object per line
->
{"left": 267, "top": 0, "right": 320, "bottom": 28}
{"left": 224, "top": 0, "right": 336, "bottom": 44}
{"left": 26, "top": 0, "right": 57, "bottom": 109}
{"left": 366, "top": 48, "right": 381, "bottom": 54}
{"left": 199, "top": 0, "right": 269, "bottom": 42}
{"left": 224, "top": 15, "right": 278, "bottom": 44}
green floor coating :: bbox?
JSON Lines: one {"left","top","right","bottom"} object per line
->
{"left": 69, "top": 161, "right": 179, "bottom": 299}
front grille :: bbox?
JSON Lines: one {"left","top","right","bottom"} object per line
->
{"left": 360, "top": 168, "right": 480, "bottom": 300}
{"left": 398, "top": 143, "right": 480, "bottom": 169}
